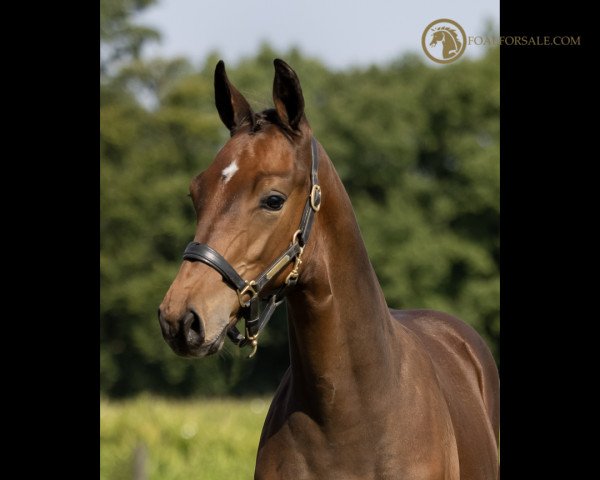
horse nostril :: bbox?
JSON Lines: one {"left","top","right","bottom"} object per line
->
{"left": 183, "top": 309, "right": 205, "bottom": 346}
{"left": 158, "top": 308, "right": 176, "bottom": 339}
{"left": 190, "top": 313, "right": 202, "bottom": 335}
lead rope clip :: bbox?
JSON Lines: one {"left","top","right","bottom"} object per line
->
{"left": 245, "top": 328, "right": 259, "bottom": 358}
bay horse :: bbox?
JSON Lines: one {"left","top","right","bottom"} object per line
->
{"left": 158, "top": 59, "right": 499, "bottom": 479}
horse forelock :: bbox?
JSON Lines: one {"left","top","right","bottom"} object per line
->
{"left": 232, "top": 108, "right": 300, "bottom": 141}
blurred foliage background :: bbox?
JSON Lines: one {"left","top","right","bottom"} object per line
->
{"left": 100, "top": 1, "right": 499, "bottom": 400}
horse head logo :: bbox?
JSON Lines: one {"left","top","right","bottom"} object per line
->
{"left": 430, "top": 27, "right": 462, "bottom": 59}
{"left": 422, "top": 19, "right": 467, "bottom": 64}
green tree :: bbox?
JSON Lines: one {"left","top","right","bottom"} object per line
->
{"left": 101, "top": 0, "right": 161, "bottom": 74}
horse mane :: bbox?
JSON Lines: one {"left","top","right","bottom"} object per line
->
{"left": 435, "top": 26, "right": 462, "bottom": 47}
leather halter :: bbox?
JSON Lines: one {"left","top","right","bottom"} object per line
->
{"left": 182, "top": 137, "right": 321, "bottom": 357}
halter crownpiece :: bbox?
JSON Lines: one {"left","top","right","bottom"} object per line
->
{"left": 182, "top": 136, "right": 321, "bottom": 357}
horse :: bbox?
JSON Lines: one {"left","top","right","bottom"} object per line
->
{"left": 430, "top": 27, "right": 463, "bottom": 60}
{"left": 158, "top": 59, "right": 499, "bottom": 479}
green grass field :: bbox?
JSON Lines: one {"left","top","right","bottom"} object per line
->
{"left": 100, "top": 396, "right": 271, "bottom": 480}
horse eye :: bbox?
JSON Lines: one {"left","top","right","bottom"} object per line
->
{"left": 263, "top": 195, "right": 286, "bottom": 211}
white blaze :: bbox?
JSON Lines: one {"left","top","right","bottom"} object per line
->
{"left": 221, "top": 160, "right": 239, "bottom": 184}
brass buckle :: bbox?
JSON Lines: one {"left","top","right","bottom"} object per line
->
{"left": 310, "top": 184, "right": 321, "bottom": 212}
{"left": 245, "top": 328, "right": 259, "bottom": 358}
{"left": 237, "top": 280, "right": 258, "bottom": 307}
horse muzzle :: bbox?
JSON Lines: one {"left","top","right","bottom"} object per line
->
{"left": 158, "top": 307, "right": 225, "bottom": 358}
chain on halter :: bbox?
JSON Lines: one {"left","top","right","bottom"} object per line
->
{"left": 181, "top": 137, "right": 322, "bottom": 357}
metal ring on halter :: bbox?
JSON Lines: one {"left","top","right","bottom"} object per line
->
{"left": 237, "top": 280, "right": 258, "bottom": 307}
{"left": 291, "top": 229, "right": 302, "bottom": 246}
{"left": 285, "top": 230, "right": 305, "bottom": 286}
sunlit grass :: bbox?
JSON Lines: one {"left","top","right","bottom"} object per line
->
{"left": 100, "top": 395, "right": 271, "bottom": 480}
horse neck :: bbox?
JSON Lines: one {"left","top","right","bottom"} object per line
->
{"left": 442, "top": 32, "right": 456, "bottom": 55}
{"left": 285, "top": 146, "right": 397, "bottom": 419}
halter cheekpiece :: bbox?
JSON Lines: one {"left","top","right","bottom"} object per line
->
{"left": 182, "top": 137, "right": 321, "bottom": 357}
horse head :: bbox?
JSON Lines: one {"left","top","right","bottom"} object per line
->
{"left": 430, "top": 27, "right": 462, "bottom": 59}
{"left": 429, "top": 29, "right": 446, "bottom": 48}
{"left": 158, "top": 60, "right": 317, "bottom": 358}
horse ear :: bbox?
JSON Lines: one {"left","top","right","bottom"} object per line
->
{"left": 214, "top": 60, "right": 254, "bottom": 134}
{"left": 272, "top": 59, "right": 305, "bottom": 131}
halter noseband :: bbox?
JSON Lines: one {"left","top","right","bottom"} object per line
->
{"left": 182, "top": 137, "right": 321, "bottom": 357}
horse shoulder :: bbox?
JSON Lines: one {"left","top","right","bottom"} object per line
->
{"left": 256, "top": 368, "right": 320, "bottom": 479}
